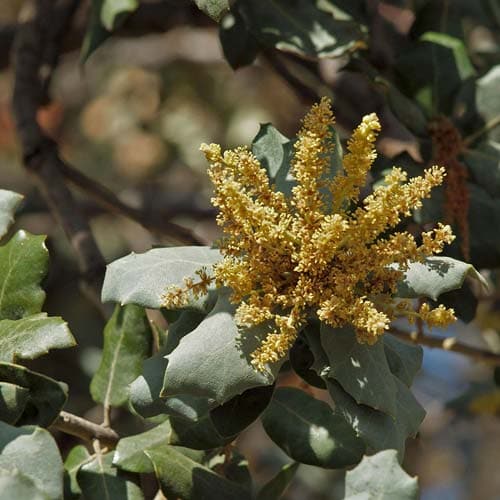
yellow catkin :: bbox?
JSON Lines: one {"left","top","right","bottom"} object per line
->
{"left": 162, "top": 97, "right": 457, "bottom": 371}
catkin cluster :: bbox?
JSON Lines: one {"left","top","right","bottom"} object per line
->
{"left": 163, "top": 98, "right": 456, "bottom": 371}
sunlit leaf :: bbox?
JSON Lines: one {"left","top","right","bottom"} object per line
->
{"left": 344, "top": 450, "right": 418, "bottom": 500}
{"left": 102, "top": 246, "right": 221, "bottom": 311}
{"left": 0, "top": 422, "right": 63, "bottom": 499}
{"left": 0, "top": 231, "right": 47, "bottom": 321}
{"left": 0, "top": 190, "right": 23, "bottom": 239}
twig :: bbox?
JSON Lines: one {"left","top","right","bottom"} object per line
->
{"left": 51, "top": 411, "right": 119, "bottom": 448}
{"left": 390, "top": 327, "right": 500, "bottom": 365}
{"left": 12, "top": 0, "right": 106, "bottom": 289}
{"left": 463, "top": 114, "right": 500, "bottom": 147}
{"left": 58, "top": 159, "right": 205, "bottom": 245}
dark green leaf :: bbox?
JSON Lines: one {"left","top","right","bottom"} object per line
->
{"left": 0, "top": 421, "right": 63, "bottom": 499}
{"left": 219, "top": 10, "right": 259, "bottom": 69}
{"left": 168, "top": 395, "right": 231, "bottom": 449}
{"left": 146, "top": 444, "right": 251, "bottom": 500}
{"left": 262, "top": 387, "right": 365, "bottom": 468}
{"left": 64, "top": 445, "right": 91, "bottom": 500}
{"left": 81, "top": 0, "right": 111, "bottom": 62}
{"left": 327, "top": 378, "right": 425, "bottom": 459}
{"left": 0, "top": 231, "right": 48, "bottom": 321}
{"left": 397, "top": 256, "right": 486, "bottom": 301}
{"left": 163, "top": 292, "right": 282, "bottom": 405}
{"left": 289, "top": 334, "right": 326, "bottom": 389}
{"left": 238, "top": 0, "right": 366, "bottom": 59}
{"left": 209, "top": 384, "right": 274, "bottom": 438}
{"left": 395, "top": 33, "right": 475, "bottom": 115}
{"left": 90, "top": 304, "right": 152, "bottom": 408}
{"left": 464, "top": 141, "right": 500, "bottom": 197}
{"left": 114, "top": 420, "right": 179, "bottom": 473}
{"left": 129, "top": 351, "right": 169, "bottom": 418}
{"left": 78, "top": 452, "right": 144, "bottom": 500}
{"left": 0, "top": 362, "right": 67, "bottom": 427}
{"left": 383, "top": 335, "right": 423, "bottom": 387}
{"left": 114, "top": 420, "right": 205, "bottom": 474}
{"left": 257, "top": 462, "right": 299, "bottom": 500}
{"left": 205, "top": 451, "right": 252, "bottom": 490}
{"left": 130, "top": 310, "right": 205, "bottom": 418}
{"left": 0, "top": 382, "right": 29, "bottom": 424}
{"left": 320, "top": 325, "right": 397, "bottom": 416}
{"left": 0, "top": 469, "right": 49, "bottom": 500}
{"left": 0, "top": 313, "right": 75, "bottom": 363}
{"left": 0, "top": 190, "right": 23, "bottom": 239}
{"left": 194, "top": 0, "right": 230, "bottom": 21}
{"left": 344, "top": 450, "right": 418, "bottom": 500}
{"left": 102, "top": 246, "right": 221, "bottom": 311}
{"left": 101, "top": 0, "right": 139, "bottom": 31}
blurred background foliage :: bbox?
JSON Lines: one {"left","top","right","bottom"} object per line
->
{"left": 2, "top": 0, "right": 500, "bottom": 498}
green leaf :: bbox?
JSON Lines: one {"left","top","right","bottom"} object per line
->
{"left": 320, "top": 325, "right": 397, "bottom": 416}
{"left": 0, "top": 313, "right": 75, "bottom": 363}
{"left": 0, "top": 382, "right": 29, "bottom": 424}
{"left": 90, "top": 304, "right": 152, "bottom": 408}
{"left": 194, "top": 0, "right": 230, "bottom": 21}
{"left": 0, "top": 190, "right": 23, "bottom": 239}
{"left": 205, "top": 451, "right": 252, "bottom": 490}
{"left": 262, "top": 387, "right": 365, "bottom": 468}
{"left": 81, "top": 0, "right": 139, "bottom": 61}
{"left": 0, "top": 421, "right": 63, "bottom": 499}
{"left": 209, "top": 384, "right": 274, "bottom": 438}
{"left": 0, "top": 469, "right": 49, "bottom": 500}
{"left": 101, "top": 0, "right": 139, "bottom": 31}
{"left": 64, "top": 445, "right": 91, "bottom": 500}
{"left": 102, "top": 246, "right": 221, "bottom": 310}
{"left": 168, "top": 395, "right": 231, "bottom": 449}
{"left": 0, "top": 362, "right": 67, "bottom": 427}
{"left": 395, "top": 33, "right": 475, "bottom": 115}
{"left": 145, "top": 444, "right": 251, "bottom": 500}
{"left": 344, "top": 450, "right": 418, "bottom": 500}
{"left": 396, "top": 256, "right": 486, "bottom": 301}
{"left": 163, "top": 292, "right": 282, "bottom": 405}
{"left": 114, "top": 420, "right": 205, "bottom": 474}
{"left": 327, "top": 378, "right": 425, "bottom": 459}
{"left": 238, "top": 0, "right": 366, "bottom": 59}
{"left": 420, "top": 32, "right": 475, "bottom": 81}
{"left": 81, "top": 0, "right": 111, "bottom": 62}
{"left": 78, "top": 452, "right": 144, "bottom": 500}
{"left": 257, "top": 462, "right": 299, "bottom": 500}
{"left": 252, "top": 123, "right": 294, "bottom": 196}
{"left": 383, "top": 335, "right": 423, "bottom": 387}
{"left": 219, "top": 10, "right": 259, "bottom": 69}
{"left": 129, "top": 351, "right": 169, "bottom": 418}
{"left": 289, "top": 334, "right": 327, "bottom": 389}
{"left": 130, "top": 310, "right": 205, "bottom": 418}
{"left": 464, "top": 141, "right": 500, "bottom": 197}
{"left": 0, "top": 231, "right": 48, "bottom": 321}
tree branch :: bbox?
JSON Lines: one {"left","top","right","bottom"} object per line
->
{"left": 390, "top": 327, "right": 500, "bottom": 365}
{"left": 51, "top": 411, "right": 119, "bottom": 448}
{"left": 57, "top": 159, "right": 205, "bottom": 245}
{"left": 12, "top": 0, "right": 106, "bottom": 290}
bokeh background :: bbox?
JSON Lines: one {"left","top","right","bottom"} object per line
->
{"left": 2, "top": 1, "right": 500, "bottom": 498}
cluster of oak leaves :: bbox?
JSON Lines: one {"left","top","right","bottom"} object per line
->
{"left": 162, "top": 97, "right": 456, "bottom": 371}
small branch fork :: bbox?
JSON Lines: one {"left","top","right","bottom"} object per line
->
{"left": 390, "top": 327, "right": 500, "bottom": 365}
{"left": 51, "top": 411, "right": 119, "bottom": 449}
